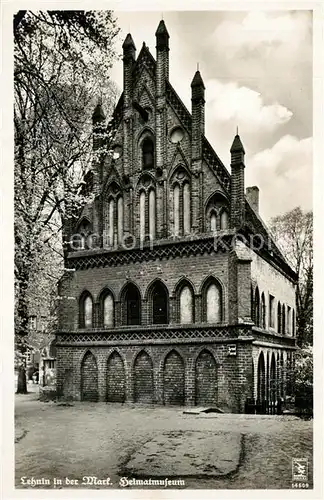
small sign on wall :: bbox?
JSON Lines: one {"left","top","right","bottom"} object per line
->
{"left": 227, "top": 344, "right": 237, "bottom": 356}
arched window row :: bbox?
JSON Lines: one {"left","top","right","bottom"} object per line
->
{"left": 78, "top": 278, "right": 224, "bottom": 329}
{"left": 251, "top": 286, "right": 295, "bottom": 336}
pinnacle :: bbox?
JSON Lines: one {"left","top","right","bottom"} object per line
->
{"left": 156, "top": 20, "right": 169, "bottom": 37}
{"left": 92, "top": 103, "right": 106, "bottom": 123}
{"left": 191, "top": 70, "right": 205, "bottom": 88}
{"left": 230, "top": 134, "right": 245, "bottom": 154}
{"left": 122, "top": 33, "right": 136, "bottom": 50}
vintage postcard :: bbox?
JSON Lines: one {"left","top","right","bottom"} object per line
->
{"left": 1, "top": 0, "right": 323, "bottom": 498}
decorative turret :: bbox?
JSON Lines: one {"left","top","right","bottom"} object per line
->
{"left": 122, "top": 33, "right": 136, "bottom": 110}
{"left": 92, "top": 101, "right": 106, "bottom": 152}
{"left": 122, "top": 33, "right": 136, "bottom": 179}
{"left": 191, "top": 70, "right": 205, "bottom": 102}
{"left": 230, "top": 133, "right": 246, "bottom": 229}
{"left": 191, "top": 70, "right": 205, "bottom": 160}
{"left": 122, "top": 33, "right": 136, "bottom": 60}
{"left": 156, "top": 19, "right": 170, "bottom": 51}
{"left": 155, "top": 20, "right": 170, "bottom": 92}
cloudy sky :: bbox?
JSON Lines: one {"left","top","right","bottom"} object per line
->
{"left": 110, "top": 10, "right": 312, "bottom": 222}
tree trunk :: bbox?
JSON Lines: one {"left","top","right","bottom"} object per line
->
{"left": 17, "top": 364, "right": 27, "bottom": 394}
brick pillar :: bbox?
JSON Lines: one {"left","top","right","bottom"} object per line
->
{"left": 230, "top": 134, "right": 245, "bottom": 229}
{"left": 97, "top": 354, "right": 106, "bottom": 402}
{"left": 92, "top": 103, "right": 106, "bottom": 240}
{"left": 122, "top": 34, "right": 136, "bottom": 178}
{"left": 191, "top": 70, "right": 205, "bottom": 232}
{"left": 155, "top": 21, "right": 169, "bottom": 237}
{"left": 186, "top": 358, "right": 195, "bottom": 406}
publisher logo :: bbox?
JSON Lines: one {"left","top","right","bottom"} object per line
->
{"left": 292, "top": 458, "right": 308, "bottom": 482}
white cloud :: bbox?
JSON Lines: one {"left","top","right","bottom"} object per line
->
{"left": 213, "top": 11, "right": 310, "bottom": 58}
{"left": 205, "top": 79, "right": 293, "bottom": 133}
{"left": 247, "top": 135, "right": 312, "bottom": 219}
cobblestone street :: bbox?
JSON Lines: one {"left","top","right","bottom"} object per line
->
{"left": 15, "top": 392, "right": 313, "bottom": 490}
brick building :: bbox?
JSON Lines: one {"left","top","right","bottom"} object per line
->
{"left": 56, "top": 21, "right": 297, "bottom": 412}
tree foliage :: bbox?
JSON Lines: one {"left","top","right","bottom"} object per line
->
{"left": 270, "top": 207, "right": 313, "bottom": 347}
{"left": 14, "top": 10, "right": 120, "bottom": 392}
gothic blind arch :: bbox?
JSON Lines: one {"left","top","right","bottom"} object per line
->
{"left": 205, "top": 191, "right": 230, "bottom": 233}
{"left": 170, "top": 165, "right": 191, "bottom": 236}
{"left": 103, "top": 181, "right": 123, "bottom": 246}
{"left": 136, "top": 172, "right": 156, "bottom": 241}
{"left": 76, "top": 217, "right": 93, "bottom": 250}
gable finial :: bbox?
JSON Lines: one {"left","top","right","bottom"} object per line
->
{"left": 197, "top": 62, "right": 199, "bottom": 71}
{"left": 236, "top": 125, "right": 238, "bottom": 135}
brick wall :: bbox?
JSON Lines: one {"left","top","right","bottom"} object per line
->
{"left": 56, "top": 340, "right": 254, "bottom": 412}
{"left": 58, "top": 251, "right": 231, "bottom": 331}
{"left": 250, "top": 249, "right": 296, "bottom": 334}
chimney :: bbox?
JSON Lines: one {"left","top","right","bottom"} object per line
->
{"left": 230, "top": 134, "right": 245, "bottom": 229}
{"left": 246, "top": 186, "right": 259, "bottom": 214}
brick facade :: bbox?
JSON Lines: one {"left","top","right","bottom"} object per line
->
{"left": 56, "top": 21, "right": 297, "bottom": 412}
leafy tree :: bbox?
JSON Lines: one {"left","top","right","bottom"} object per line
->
{"left": 270, "top": 207, "right": 313, "bottom": 347}
{"left": 14, "top": 10, "right": 120, "bottom": 392}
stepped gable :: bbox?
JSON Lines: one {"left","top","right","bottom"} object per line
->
{"left": 103, "top": 44, "right": 293, "bottom": 277}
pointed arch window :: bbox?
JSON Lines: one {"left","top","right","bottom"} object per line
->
{"left": 123, "top": 283, "right": 141, "bottom": 326}
{"left": 101, "top": 292, "right": 114, "bottom": 327}
{"left": 79, "top": 292, "right": 93, "bottom": 329}
{"left": 104, "top": 182, "right": 123, "bottom": 248}
{"left": 148, "top": 189, "right": 156, "bottom": 239}
{"left": 139, "top": 191, "right": 146, "bottom": 241}
{"left": 183, "top": 182, "right": 191, "bottom": 234}
{"left": 210, "top": 212, "right": 217, "bottom": 233}
{"left": 180, "top": 285, "right": 194, "bottom": 324}
{"left": 108, "top": 198, "right": 114, "bottom": 245}
{"left": 173, "top": 184, "right": 180, "bottom": 236}
{"left": 151, "top": 282, "right": 169, "bottom": 325}
{"left": 203, "top": 279, "right": 222, "bottom": 324}
{"left": 206, "top": 192, "right": 229, "bottom": 233}
{"left": 117, "top": 196, "right": 123, "bottom": 244}
{"left": 220, "top": 209, "right": 229, "bottom": 230}
{"left": 142, "top": 138, "right": 154, "bottom": 169}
